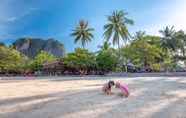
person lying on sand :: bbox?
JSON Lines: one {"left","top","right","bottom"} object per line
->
{"left": 102, "top": 80, "right": 115, "bottom": 95}
{"left": 115, "top": 81, "right": 130, "bottom": 97}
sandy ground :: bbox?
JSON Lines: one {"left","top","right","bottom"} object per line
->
{"left": 0, "top": 77, "right": 186, "bottom": 118}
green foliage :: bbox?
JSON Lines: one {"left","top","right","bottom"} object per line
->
{"left": 174, "top": 30, "right": 186, "bottom": 57}
{"left": 159, "top": 26, "right": 176, "bottom": 52}
{"left": 63, "top": 48, "right": 96, "bottom": 73}
{"left": 98, "top": 41, "right": 111, "bottom": 51}
{"left": 0, "top": 46, "right": 27, "bottom": 73}
{"left": 162, "top": 56, "right": 174, "bottom": 72}
{"left": 96, "top": 49, "right": 117, "bottom": 72}
{"left": 71, "top": 20, "right": 94, "bottom": 48}
{"left": 31, "top": 51, "right": 56, "bottom": 71}
{"left": 159, "top": 27, "right": 186, "bottom": 67}
{"left": 1, "top": 21, "right": 186, "bottom": 74}
{"left": 121, "top": 34, "right": 165, "bottom": 71}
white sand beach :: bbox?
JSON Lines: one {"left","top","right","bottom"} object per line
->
{"left": 0, "top": 77, "right": 186, "bottom": 118}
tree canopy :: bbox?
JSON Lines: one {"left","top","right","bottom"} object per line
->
{"left": 63, "top": 48, "right": 96, "bottom": 74}
{"left": 31, "top": 51, "right": 57, "bottom": 71}
{"left": 0, "top": 46, "right": 27, "bottom": 73}
{"left": 121, "top": 34, "right": 167, "bottom": 71}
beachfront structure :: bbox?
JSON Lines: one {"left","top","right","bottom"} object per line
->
{"left": 42, "top": 60, "right": 65, "bottom": 75}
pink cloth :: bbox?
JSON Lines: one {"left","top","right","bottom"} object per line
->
{"left": 120, "top": 83, "right": 129, "bottom": 95}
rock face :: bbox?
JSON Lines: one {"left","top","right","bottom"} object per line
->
{"left": 13, "top": 38, "right": 65, "bottom": 58}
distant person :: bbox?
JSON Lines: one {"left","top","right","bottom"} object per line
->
{"left": 115, "top": 81, "right": 130, "bottom": 97}
{"left": 102, "top": 80, "right": 115, "bottom": 95}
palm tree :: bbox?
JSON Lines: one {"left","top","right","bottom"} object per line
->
{"left": 98, "top": 41, "right": 111, "bottom": 51}
{"left": 159, "top": 26, "right": 179, "bottom": 72}
{"left": 174, "top": 30, "right": 186, "bottom": 57}
{"left": 103, "top": 10, "right": 134, "bottom": 72}
{"left": 134, "top": 31, "right": 146, "bottom": 41}
{"left": 159, "top": 26, "right": 176, "bottom": 53}
{"left": 104, "top": 10, "right": 134, "bottom": 49}
{"left": 71, "top": 20, "right": 94, "bottom": 48}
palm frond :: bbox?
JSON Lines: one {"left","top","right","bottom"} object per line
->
{"left": 103, "top": 10, "right": 133, "bottom": 47}
{"left": 124, "top": 17, "right": 134, "bottom": 25}
{"left": 71, "top": 20, "right": 94, "bottom": 48}
{"left": 103, "top": 25, "right": 113, "bottom": 41}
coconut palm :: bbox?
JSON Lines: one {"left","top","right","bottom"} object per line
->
{"left": 174, "top": 30, "right": 186, "bottom": 57}
{"left": 103, "top": 10, "right": 133, "bottom": 72}
{"left": 71, "top": 20, "right": 94, "bottom": 48}
{"left": 103, "top": 10, "right": 134, "bottom": 49}
{"left": 98, "top": 41, "right": 111, "bottom": 51}
{"left": 159, "top": 26, "right": 176, "bottom": 52}
{"left": 134, "top": 31, "right": 146, "bottom": 41}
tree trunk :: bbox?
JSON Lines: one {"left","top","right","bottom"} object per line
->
{"left": 118, "top": 40, "right": 121, "bottom": 59}
{"left": 117, "top": 40, "right": 127, "bottom": 73}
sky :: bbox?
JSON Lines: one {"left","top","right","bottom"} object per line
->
{"left": 0, "top": 0, "right": 186, "bottom": 52}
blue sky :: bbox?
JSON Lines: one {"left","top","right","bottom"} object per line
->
{"left": 0, "top": 0, "right": 186, "bottom": 52}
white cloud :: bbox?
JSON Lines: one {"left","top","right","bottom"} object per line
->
{"left": 3, "top": 7, "right": 38, "bottom": 23}
{"left": 0, "top": 3, "right": 39, "bottom": 40}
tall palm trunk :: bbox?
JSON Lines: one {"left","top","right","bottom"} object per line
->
{"left": 117, "top": 40, "right": 128, "bottom": 72}
{"left": 118, "top": 40, "right": 120, "bottom": 59}
{"left": 117, "top": 40, "right": 121, "bottom": 72}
